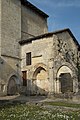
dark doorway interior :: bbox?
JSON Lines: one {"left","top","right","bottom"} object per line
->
{"left": 59, "top": 73, "right": 73, "bottom": 93}
{"left": 22, "top": 71, "right": 27, "bottom": 86}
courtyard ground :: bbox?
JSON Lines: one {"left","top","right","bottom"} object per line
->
{"left": 0, "top": 95, "right": 80, "bottom": 120}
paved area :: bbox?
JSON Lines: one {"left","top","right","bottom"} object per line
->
{"left": 0, "top": 94, "right": 47, "bottom": 101}
{"left": 0, "top": 95, "right": 48, "bottom": 104}
{"left": 0, "top": 95, "right": 80, "bottom": 112}
{"left": 0, "top": 94, "right": 80, "bottom": 104}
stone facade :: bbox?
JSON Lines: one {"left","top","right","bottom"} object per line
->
{"left": 0, "top": 0, "right": 22, "bottom": 96}
{"left": 20, "top": 29, "right": 80, "bottom": 96}
{"left": 21, "top": 1, "right": 48, "bottom": 39}
{"left": 0, "top": 0, "right": 80, "bottom": 97}
{"left": 0, "top": 0, "right": 48, "bottom": 96}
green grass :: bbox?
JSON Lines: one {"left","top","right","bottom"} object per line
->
{"left": 44, "top": 101, "right": 80, "bottom": 108}
{"left": 0, "top": 103, "right": 80, "bottom": 120}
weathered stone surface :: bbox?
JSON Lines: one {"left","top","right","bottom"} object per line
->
{"left": 21, "top": 4, "right": 48, "bottom": 39}
{"left": 0, "top": 0, "right": 49, "bottom": 96}
{"left": 0, "top": 0, "right": 22, "bottom": 96}
{"left": 0, "top": 0, "right": 79, "bottom": 98}
{"left": 21, "top": 30, "right": 80, "bottom": 96}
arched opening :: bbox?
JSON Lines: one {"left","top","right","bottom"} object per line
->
{"left": 33, "top": 67, "right": 49, "bottom": 95}
{"left": 59, "top": 73, "right": 73, "bottom": 93}
{"left": 7, "top": 76, "right": 18, "bottom": 95}
{"left": 57, "top": 66, "right": 73, "bottom": 93}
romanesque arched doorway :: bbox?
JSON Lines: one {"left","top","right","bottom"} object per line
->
{"left": 59, "top": 73, "right": 73, "bottom": 93}
{"left": 56, "top": 65, "right": 73, "bottom": 93}
{"left": 33, "top": 66, "right": 49, "bottom": 95}
{"left": 7, "top": 75, "right": 19, "bottom": 95}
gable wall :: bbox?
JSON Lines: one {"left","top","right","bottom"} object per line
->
{"left": 21, "top": 4, "right": 48, "bottom": 40}
{"left": 56, "top": 31, "right": 78, "bottom": 66}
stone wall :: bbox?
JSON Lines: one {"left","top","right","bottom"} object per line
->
{"left": 21, "top": 31, "right": 79, "bottom": 96}
{"left": 0, "top": 0, "right": 1, "bottom": 56}
{"left": 21, "top": 4, "right": 48, "bottom": 40}
{"left": 53, "top": 31, "right": 79, "bottom": 94}
{"left": 21, "top": 36, "right": 54, "bottom": 69}
{"left": 0, "top": 0, "right": 21, "bottom": 96}
{"left": 1, "top": 0, "right": 21, "bottom": 58}
{"left": 78, "top": 51, "right": 80, "bottom": 84}
{"left": 56, "top": 31, "right": 78, "bottom": 66}
{"left": 21, "top": 36, "right": 55, "bottom": 95}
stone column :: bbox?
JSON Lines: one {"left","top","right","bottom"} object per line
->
{"left": 48, "top": 59, "right": 54, "bottom": 95}
{"left": 55, "top": 79, "right": 61, "bottom": 93}
{"left": 73, "top": 75, "right": 78, "bottom": 93}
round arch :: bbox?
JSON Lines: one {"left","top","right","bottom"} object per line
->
{"left": 54, "top": 61, "right": 78, "bottom": 93}
{"left": 57, "top": 65, "right": 73, "bottom": 93}
{"left": 34, "top": 63, "right": 47, "bottom": 71}
{"left": 57, "top": 65, "right": 73, "bottom": 78}
{"left": 7, "top": 75, "right": 19, "bottom": 95}
{"left": 32, "top": 63, "right": 49, "bottom": 95}
{"left": 33, "top": 63, "right": 48, "bottom": 80}
{"left": 33, "top": 67, "right": 47, "bottom": 80}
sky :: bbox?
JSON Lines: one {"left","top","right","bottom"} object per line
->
{"left": 28, "top": 0, "right": 80, "bottom": 44}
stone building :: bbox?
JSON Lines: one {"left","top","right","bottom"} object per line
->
{"left": 0, "top": 0, "right": 48, "bottom": 96}
{"left": 20, "top": 29, "right": 80, "bottom": 96}
{"left": 0, "top": 0, "right": 80, "bottom": 96}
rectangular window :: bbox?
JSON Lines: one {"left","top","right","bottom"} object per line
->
{"left": 26, "top": 52, "right": 31, "bottom": 65}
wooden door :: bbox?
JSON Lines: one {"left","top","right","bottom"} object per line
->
{"left": 22, "top": 71, "right": 27, "bottom": 86}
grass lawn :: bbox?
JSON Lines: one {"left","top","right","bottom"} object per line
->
{"left": 44, "top": 101, "right": 80, "bottom": 108}
{"left": 0, "top": 102, "right": 80, "bottom": 120}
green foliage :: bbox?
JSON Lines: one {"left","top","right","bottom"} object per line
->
{"left": 0, "top": 103, "right": 80, "bottom": 120}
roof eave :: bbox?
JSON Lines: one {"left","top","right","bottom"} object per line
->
{"left": 19, "top": 28, "right": 80, "bottom": 49}
{"left": 21, "top": 0, "right": 49, "bottom": 18}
